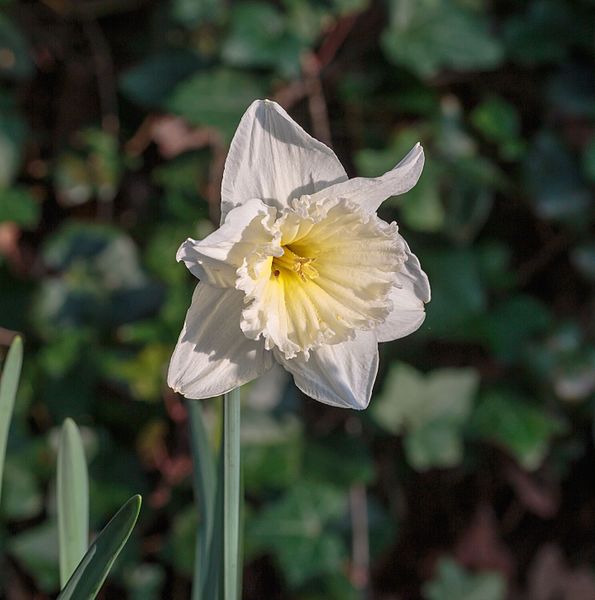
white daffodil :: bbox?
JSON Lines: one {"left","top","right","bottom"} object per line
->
{"left": 168, "top": 100, "right": 430, "bottom": 409}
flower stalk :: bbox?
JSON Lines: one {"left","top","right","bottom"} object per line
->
{"left": 223, "top": 387, "right": 241, "bottom": 600}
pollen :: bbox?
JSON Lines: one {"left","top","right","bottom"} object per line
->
{"left": 272, "top": 245, "right": 319, "bottom": 281}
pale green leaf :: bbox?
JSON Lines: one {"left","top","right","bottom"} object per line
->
{"left": 372, "top": 363, "right": 479, "bottom": 470}
{"left": 58, "top": 418, "right": 89, "bottom": 587}
{"left": 57, "top": 495, "right": 142, "bottom": 600}
{"left": 424, "top": 557, "right": 506, "bottom": 600}
{"left": 0, "top": 335, "right": 22, "bottom": 504}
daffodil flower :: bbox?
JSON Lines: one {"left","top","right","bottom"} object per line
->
{"left": 168, "top": 100, "right": 430, "bottom": 409}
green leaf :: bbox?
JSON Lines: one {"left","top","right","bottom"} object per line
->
{"left": 0, "top": 186, "right": 40, "bottom": 228}
{"left": 120, "top": 50, "right": 203, "bottom": 109}
{"left": 372, "top": 363, "right": 479, "bottom": 470}
{"left": 303, "top": 433, "right": 374, "bottom": 487}
{"left": 404, "top": 420, "right": 465, "bottom": 472}
{"left": 480, "top": 296, "right": 551, "bottom": 363}
{"left": 299, "top": 572, "right": 359, "bottom": 600}
{"left": 504, "top": 0, "right": 588, "bottom": 66}
{"left": 420, "top": 248, "right": 485, "bottom": 340}
{"left": 524, "top": 131, "right": 591, "bottom": 221}
{"left": 34, "top": 223, "right": 163, "bottom": 335}
{"left": 1, "top": 456, "right": 43, "bottom": 520}
{"left": 423, "top": 557, "right": 506, "bottom": 600}
{"left": 54, "top": 128, "right": 122, "bottom": 207}
{"left": 58, "top": 419, "right": 89, "bottom": 588}
{"left": 571, "top": 242, "right": 595, "bottom": 282}
{"left": 222, "top": 2, "right": 303, "bottom": 77}
{"left": 582, "top": 137, "right": 595, "bottom": 183}
{"left": 161, "top": 505, "right": 198, "bottom": 577}
{"left": 0, "top": 104, "right": 27, "bottom": 187}
{"left": 242, "top": 412, "right": 302, "bottom": 491}
{"left": 0, "top": 335, "right": 22, "bottom": 504}
{"left": 471, "top": 97, "right": 524, "bottom": 161}
{"left": 382, "top": 0, "right": 503, "bottom": 78}
{"left": 167, "top": 69, "right": 267, "bottom": 140}
{"left": 124, "top": 563, "right": 166, "bottom": 600}
{"left": 470, "top": 391, "right": 566, "bottom": 470}
{"left": 0, "top": 14, "right": 34, "bottom": 81}
{"left": 8, "top": 521, "right": 60, "bottom": 592}
{"left": 547, "top": 66, "right": 595, "bottom": 120}
{"left": 170, "top": 0, "right": 225, "bottom": 27}
{"left": 248, "top": 483, "right": 347, "bottom": 587}
{"left": 57, "top": 494, "right": 142, "bottom": 600}
{"left": 472, "top": 97, "right": 520, "bottom": 145}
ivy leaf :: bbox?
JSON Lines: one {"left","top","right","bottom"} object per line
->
{"left": 524, "top": 131, "right": 591, "bottom": 222}
{"left": 167, "top": 69, "right": 268, "bottom": 141}
{"left": 471, "top": 97, "right": 525, "bottom": 161}
{"left": 222, "top": 2, "right": 304, "bottom": 77}
{"left": 0, "top": 186, "right": 40, "bottom": 228}
{"left": 372, "top": 363, "right": 479, "bottom": 470}
{"left": 470, "top": 391, "right": 566, "bottom": 470}
{"left": 420, "top": 248, "right": 485, "bottom": 340}
{"left": 423, "top": 557, "right": 506, "bottom": 600}
{"left": 248, "top": 483, "right": 347, "bottom": 587}
{"left": 382, "top": 0, "right": 503, "bottom": 78}
{"left": 120, "top": 50, "right": 204, "bottom": 109}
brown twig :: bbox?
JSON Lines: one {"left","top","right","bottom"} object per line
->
{"left": 350, "top": 483, "right": 371, "bottom": 598}
{"left": 273, "top": 12, "right": 360, "bottom": 115}
{"left": 317, "top": 13, "right": 359, "bottom": 68}
{"left": 81, "top": 18, "right": 119, "bottom": 135}
{"left": 517, "top": 231, "right": 570, "bottom": 285}
{"left": 200, "top": 128, "right": 227, "bottom": 225}
{"left": 81, "top": 17, "right": 118, "bottom": 221}
{"left": 301, "top": 52, "right": 333, "bottom": 147}
{"left": 0, "top": 327, "right": 20, "bottom": 348}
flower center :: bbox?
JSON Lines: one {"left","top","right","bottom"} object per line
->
{"left": 272, "top": 245, "right": 319, "bottom": 281}
{"left": 236, "top": 196, "right": 406, "bottom": 360}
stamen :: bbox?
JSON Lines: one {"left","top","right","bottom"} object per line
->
{"left": 272, "top": 245, "right": 319, "bottom": 281}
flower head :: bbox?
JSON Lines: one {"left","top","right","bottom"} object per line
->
{"left": 168, "top": 100, "right": 430, "bottom": 409}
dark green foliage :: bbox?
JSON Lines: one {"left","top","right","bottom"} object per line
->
{"left": 0, "top": 0, "right": 593, "bottom": 597}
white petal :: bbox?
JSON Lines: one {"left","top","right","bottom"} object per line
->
{"left": 309, "top": 143, "right": 424, "bottom": 214}
{"left": 220, "top": 99, "right": 347, "bottom": 221}
{"left": 376, "top": 238, "right": 431, "bottom": 342}
{"left": 276, "top": 331, "right": 379, "bottom": 410}
{"left": 168, "top": 283, "right": 274, "bottom": 398}
{"left": 176, "top": 198, "right": 279, "bottom": 287}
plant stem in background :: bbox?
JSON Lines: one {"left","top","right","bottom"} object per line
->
{"left": 187, "top": 400, "right": 216, "bottom": 600}
{"left": 223, "top": 388, "right": 241, "bottom": 600}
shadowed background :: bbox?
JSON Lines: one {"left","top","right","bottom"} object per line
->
{"left": 0, "top": 0, "right": 594, "bottom": 598}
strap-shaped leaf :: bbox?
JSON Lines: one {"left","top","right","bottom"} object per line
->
{"left": 57, "top": 494, "right": 142, "bottom": 600}
{"left": 0, "top": 336, "right": 23, "bottom": 504}
{"left": 58, "top": 418, "right": 89, "bottom": 587}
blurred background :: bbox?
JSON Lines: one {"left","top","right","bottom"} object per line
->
{"left": 1, "top": 0, "right": 594, "bottom": 598}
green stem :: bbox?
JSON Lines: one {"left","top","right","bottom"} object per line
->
{"left": 187, "top": 401, "right": 216, "bottom": 600}
{"left": 223, "top": 388, "right": 241, "bottom": 600}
